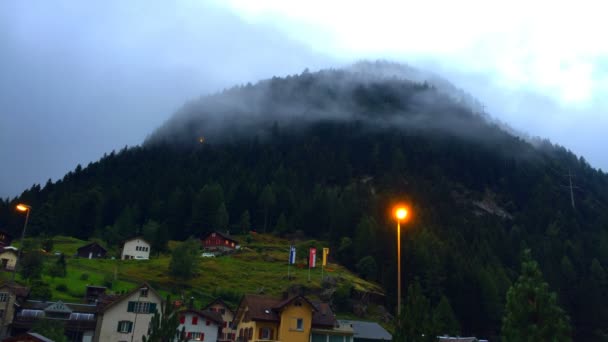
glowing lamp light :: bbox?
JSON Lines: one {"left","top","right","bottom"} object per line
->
{"left": 16, "top": 204, "right": 30, "bottom": 212}
{"left": 395, "top": 207, "right": 408, "bottom": 220}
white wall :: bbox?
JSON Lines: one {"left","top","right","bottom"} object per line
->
{"left": 94, "top": 288, "right": 162, "bottom": 342}
{"left": 121, "top": 239, "right": 150, "bottom": 260}
{"left": 177, "top": 312, "right": 220, "bottom": 342}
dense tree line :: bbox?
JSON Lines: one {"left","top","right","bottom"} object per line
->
{"left": 1, "top": 69, "right": 607, "bottom": 340}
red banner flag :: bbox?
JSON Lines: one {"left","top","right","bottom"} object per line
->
{"left": 309, "top": 248, "right": 317, "bottom": 268}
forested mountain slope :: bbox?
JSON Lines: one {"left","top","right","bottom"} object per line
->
{"left": 2, "top": 62, "right": 607, "bottom": 340}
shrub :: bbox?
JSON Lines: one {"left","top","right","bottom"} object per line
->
{"left": 79, "top": 273, "right": 89, "bottom": 281}
{"left": 55, "top": 284, "right": 68, "bottom": 292}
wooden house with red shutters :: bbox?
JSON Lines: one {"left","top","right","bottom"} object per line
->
{"left": 201, "top": 231, "right": 240, "bottom": 252}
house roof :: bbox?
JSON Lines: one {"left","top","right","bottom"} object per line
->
{"left": 0, "top": 281, "right": 30, "bottom": 298}
{"left": 0, "top": 247, "right": 18, "bottom": 255}
{"left": 22, "top": 300, "right": 98, "bottom": 314}
{"left": 3, "top": 332, "right": 54, "bottom": 342}
{"left": 337, "top": 320, "right": 392, "bottom": 341}
{"left": 181, "top": 309, "right": 224, "bottom": 325}
{"left": 99, "top": 283, "right": 162, "bottom": 313}
{"left": 201, "top": 231, "right": 239, "bottom": 244}
{"left": 203, "top": 298, "right": 235, "bottom": 315}
{"left": 77, "top": 242, "right": 107, "bottom": 252}
{"left": 235, "top": 294, "right": 330, "bottom": 326}
{"left": 122, "top": 236, "right": 150, "bottom": 245}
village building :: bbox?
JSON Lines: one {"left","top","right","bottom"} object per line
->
{"left": 84, "top": 286, "right": 107, "bottom": 304}
{"left": 76, "top": 242, "right": 107, "bottom": 259}
{"left": 3, "top": 332, "right": 54, "bottom": 342}
{"left": 0, "top": 230, "right": 13, "bottom": 247}
{"left": 0, "top": 248, "right": 18, "bottom": 271}
{"left": 120, "top": 237, "right": 151, "bottom": 260}
{"left": 93, "top": 283, "right": 162, "bottom": 342}
{"left": 11, "top": 300, "right": 97, "bottom": 342}
{"left": 176, "top": 309, "right": 223, "bottom": 342}
{"left": 337, "top": 320, "right": 392, "bottom": 342}
{"left": 0, "top": 282, "right": 30, "bottom": 337}
{"left": 201, "top": 232, "right": 239, "bottom": 252}
{"left": 203, "top": 298, "right": 236, "bottom": 341}
{"left": 233, "top": 294, "right": 353, "bottom": 342}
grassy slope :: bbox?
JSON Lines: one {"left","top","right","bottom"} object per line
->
{"left": 1, "top": 234, "right": 383, "bottom": 311}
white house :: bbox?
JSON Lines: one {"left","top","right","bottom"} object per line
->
{"left": 121, "top": 237, "right": 151, "bottom": 260}
{"left": 203, "top": 298, "right": 235, "bottom": 341}
{"left": 93, "top": 283, "right": 162, "bottom": 342}
{"left": 176, "top": 309, "right": 223, "bottom": 342}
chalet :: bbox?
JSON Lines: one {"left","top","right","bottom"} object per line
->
{"left": 203, "top": 298, "right": 236, "bottom": 341}
{"left": 338, "top": 320, "right": 391, "bottom": 342}
{"left": 201, "top": 231, "right": 239, "bottom": 252}
{"left": 0, "top": 230, "right": 13, "bottom": 247}
{"left": 233, "top": 294, "right": 353, "bottom": 342}
{"left": 0, "top": 282, "right": 30, "bottom": 337}
{"left": 76, "top": 242, "right": 107, "bottom": 259}
{"left": 0, "top": 248, "right": 18, "bottom": 271}
{"left": 120, "top": 237, "right": 150, "bottom": 260}
{"left": 176, "top": 309, "right": 223, "bottom": 341}
{"left": 93, "top": 283, "right": 162, "bottom": 342}
{"left": 11, "top": 300, "right": 97, "bottom": 342}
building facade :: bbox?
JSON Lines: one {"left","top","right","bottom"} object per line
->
{"left": 120, "top": 237, "right": 151, "bottom": 260}
{"left": 0, "top": 248, "right": 18, "bottom": 271}
{"left": 201, "top": 232, "right": 239, "bottom": 252}
{"left": 0, "top": 282, "right": 30, "bottom": 337}
{"left": 204, "top": 298, "right": 235, "bottom": 342}
{"left": 176, "top": 309, "right": 223, "bottom": 342}
{"left": 93, "top": 283, "right": 162, "bottom": 342}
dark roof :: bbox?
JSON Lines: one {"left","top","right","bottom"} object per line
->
{"left": 203, "top": 298, "right": 234, "bottom": 315}
{"left": 77, "top": 242, "right": 107, "bottom": 252}
{"left": 0, "top": 281, "right": 30, "bottom": 298}
{"left": 99, "top": 283, "right": 162, "bottom": 313}
{"left": 22, "top": 300, "right": 98, "bottom": 314}
{"left": 201, "top": 231, "right": 239, "bottom": 244}
{"left": 311, "top": 301, "right": 336, "bottom": 328}
{"left": 3, "top": 332, "right": 54, "bottom": 342}
{"left": 236, "top": 294, "right": 326, "bottom": 325}
{"left": 338, "top": 320, "right": 392, "bottom": 340}
{"left": 181, "top": 309, "right": 224, "bottom": 325}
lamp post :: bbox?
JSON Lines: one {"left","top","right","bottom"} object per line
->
{"left": 13, "top": 204, "right": 31, "bottom": 282}
{"left": 394, "top": 206, "right": 408, "bottom": 317}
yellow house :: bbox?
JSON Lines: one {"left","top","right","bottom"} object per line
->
{"left": 233, "top": 294, "right": 353, "bottom": 342}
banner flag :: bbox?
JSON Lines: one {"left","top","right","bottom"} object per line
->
{"left": 309, "top": 248, "right": 317, "bottom": 268}
{"left": 289, "top": 246, "right": 296, "bottom": 265}
{"left": 322, "top": 248, "right": 329, "bottom": 266}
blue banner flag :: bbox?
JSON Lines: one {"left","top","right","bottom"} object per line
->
{"left": 289, "top": 245, "right": 296, "bottom": 264}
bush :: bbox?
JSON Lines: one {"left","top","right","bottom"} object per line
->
{"left": 30, "top": 280, "right": 52, "bottom": 301}
{"left": 103, "top": 274, "right": 113, "bottom": 289}
{"left": 79, "top": 273, "right": 89, "bottom": 281}
{"left": 55, "top": 284, "right": 68, "bottom": 292}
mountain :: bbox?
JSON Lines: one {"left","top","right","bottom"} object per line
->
{"left": 2, "top": 62, "right": 608, "bottom": 340}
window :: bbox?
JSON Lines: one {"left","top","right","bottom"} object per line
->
{"left": 296, "top": 318, "right": 304, "bottom": 331}
{"left": 127, "top": 301, "right": 156, "bottom": 314}
{"left": 192, "top": 316, "right": 198, "bottom": 325}
{"left": 220, "top": 308, "right": 226, "bottom": 315}
{"left": 0, "top": 292, "right": 8, "bottom": 302}
{"left": 117, "top": 320, "right": 133, "bottom": 333}
{"left": 259, "top": 327, "right": 273, "bottom": 340}
{"left": 180, "top": 315, "right": 185, "bottom": 324}
{"left": 205, "top": 319, "right": 210, "bottom": 326}
{"left": 140, "top": 288, "right": 148, "bottom": 297}
{"left": 294, "top": 300, "right": 302, "bottom": 307}
{"left": 190, "top": 332, "right": 204, "bottom": 340}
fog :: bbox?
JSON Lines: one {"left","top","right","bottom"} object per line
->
{"left": 2, "top": 0, "right": 607, "bottom": 198}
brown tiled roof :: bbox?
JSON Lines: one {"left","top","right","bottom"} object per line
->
{"left": 238, "top": 295, "right": 281, "bottom": 322}
{"left": 273, "top": 295, "right": 317, "bottom": 312}
{"left": 312, "top": 302, "right": 336, "bottom": 328}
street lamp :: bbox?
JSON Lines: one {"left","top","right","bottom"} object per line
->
{"left": 394, "top": 206, "right": 409, "bottom": 317}
{"left": 13, "top": 204, "right": 31, "bottom": 281}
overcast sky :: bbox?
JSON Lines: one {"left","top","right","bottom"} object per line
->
{"left": 1, "top": 0, "right": 607, "bottom": 198}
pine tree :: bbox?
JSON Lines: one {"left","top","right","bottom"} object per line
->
{"left": 432, "top": 295, "right": 460, "bottom": 336}
{"left": 394, "top": 281, "right": 435, "bottom": 342}
{"left": 142, "top": 296, "right": 186, "bottom": 342}
{"left": 501, "top": 250, "right": 571, "bottom": 341}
